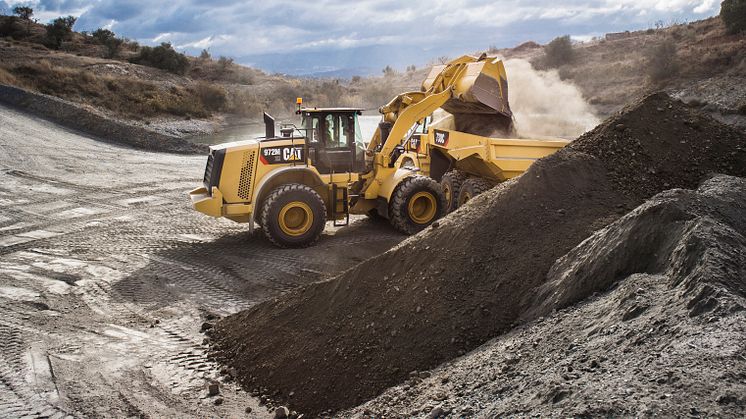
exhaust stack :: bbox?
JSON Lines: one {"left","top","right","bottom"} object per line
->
{"left": 263, "top": 112, "right": 275, "bottom": 138}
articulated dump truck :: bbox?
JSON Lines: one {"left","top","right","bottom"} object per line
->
{"left": 190, "top": 54, "right": 569, "bottom": 247}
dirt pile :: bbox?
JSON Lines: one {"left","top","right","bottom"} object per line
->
{"left": 210, "top": 93, "right": 746, "bottom": 415}
{"left": 343, "top": 175, "right": 746, "bottom": 418}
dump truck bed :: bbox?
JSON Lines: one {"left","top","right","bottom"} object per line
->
{"left": 485, "top": 137, "right": 570, "bottom": 179}
{"left": 426, "top": 129, "right": 570, "bottom": 181}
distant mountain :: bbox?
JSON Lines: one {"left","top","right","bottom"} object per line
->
{"left": 235, "top": 44, "right": 432, "bottom": 77}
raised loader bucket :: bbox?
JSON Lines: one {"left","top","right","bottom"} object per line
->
{"left": 423, "top": 57, "right": 515, "bottom": 137}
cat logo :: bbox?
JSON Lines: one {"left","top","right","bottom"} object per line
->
{"left": 282, "top": 147, "right": 303, "bottom": 161}
{"left": 260, "top": 146, "right": 305, "bottom": 165}
{"left": 433, "top": 130, "right": 449, "bottom": 146}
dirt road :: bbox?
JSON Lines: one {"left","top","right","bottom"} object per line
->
{"left": 0, "top": 104, "right": 403, "bottom": 418}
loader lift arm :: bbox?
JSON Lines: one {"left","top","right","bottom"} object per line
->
{"left": 366, "top": 54, "right": 514, "bottom": 169}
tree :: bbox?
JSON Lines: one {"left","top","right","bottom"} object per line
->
{"left": 200, "top": 49, "right": 211, "bottom": 60}
{"left": 13, "top": 6, "right": 33, "bottom": 20}
{"left": 45, "top": 16, "right": 76, "bottom": 49}
{"left": 382, "top": 65, "right": 396, "bottom": 77}
{"left": 11, "top": 6, "right": 33, "bottom": 35}
{"left": 544, "top": 35, "right": 575, "bottom": 68}
{"left": 92, "top": 28, "right": 123, "bottom": 58}
{"left": 721, "top": 0, "right": 746, "bottom": 34}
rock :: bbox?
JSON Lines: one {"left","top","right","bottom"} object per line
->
{"left": 213, "top": 397, "right": 224, "bottom": 406}
{"left": 274, "top": 406, "right": 290, "bottom": 418}
{"left": 716, "top": 392, "right": 739, "bottom": 405}
{"left": 245, "top": 406, "right": 253, "bottom": 414}
{"left": 431, "top": 391, "right": 447, "bottom": 401}
{"left": 200, "top": 322, "right": 213, "bottom": 332}
{"left": 207, "top": 381, "right": 220, "bottom": 397}
{"left": 428, "top": 407, "right": 445, "bottom": 418}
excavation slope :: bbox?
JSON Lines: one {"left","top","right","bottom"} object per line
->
{"left": 211, "top": 93, "right": 746, "bottom": 415}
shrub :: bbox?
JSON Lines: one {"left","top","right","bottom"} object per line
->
{"left": 130, "top": 42, "right": 190, "bottom": 74}
{"left": 199, "top": 49, "right": 211, "bottom": 60}
{"left": 45, "top": 16, "right": 76, "bottom": 49}
{"left": 217, "top": 56, "right": 234, "bottom": 74}
{"left": 0, "top": 67, "right": 20, "bottom": 86}
{"left": 721, "top": 0, "right": 746, "bottom": 34}
{"left": 91, "top": 28, "right": 123, "bottom": 58}
{"left": 193, "top": 81, "right": 226, "bottom": 111}
{"left": 544, "top": 35, "right": 575, "bottom": 67}
{"left": 0, "top": 16, "right": 23, "bottom": 38}
{"left": 645, "top": 38, "right": 679, "bottom": 83}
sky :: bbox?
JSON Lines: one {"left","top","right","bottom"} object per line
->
{"left": 0, "top": 0, "right": 722, "bottom": 76}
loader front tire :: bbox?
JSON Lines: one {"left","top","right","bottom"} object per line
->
{"left": 389, "top": 175, "right": 446, "bottom": 235}
{"left": 441, "top": 170, "right": 468, "bottom": 213}
{"left": 457, "top": 177, "right": 495, "bottom": 207}
{"left": 260, "top": 183, "right": 326, "bottom": 248}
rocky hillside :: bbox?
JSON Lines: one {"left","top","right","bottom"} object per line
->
{"left": 0, "top": 14, "right": 407, "bottom": 137}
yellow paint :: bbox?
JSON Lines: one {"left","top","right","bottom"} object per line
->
{"left": 278, "top": 201, "right": 313, "bottom": 237}
{"left": 408, "top": 191, "right": 437, "bottom": 224}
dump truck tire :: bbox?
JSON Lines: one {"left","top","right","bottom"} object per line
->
{"left": 441, "top": 170, "right": 468, "bottom": 213}
{"left": 457, "top": 177, "right": 495, "bottom": 207}
{"left": 260, "top": 183, "right": 326, "bottom": 248}
{"left": 389, "top": 175, "right": 447, "bottom": 235}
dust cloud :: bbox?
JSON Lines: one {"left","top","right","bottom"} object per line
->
{"left": 504, "top": 59, "right": 599, "bottom": 139}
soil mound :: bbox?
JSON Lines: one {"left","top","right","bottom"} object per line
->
{"left": 343, "top": 175, "right": 746, "bottom": 418}
{"left": 210, "top": 93, "right": 746, "bottom": 415}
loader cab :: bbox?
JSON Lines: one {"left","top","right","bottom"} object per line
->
{"left": 301, "top": 108, "right": 366, "bottom": 174}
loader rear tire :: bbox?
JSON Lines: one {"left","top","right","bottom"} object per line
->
{"left": 389, "top": 175, "right": 447, "bottom": 235}
{"left": 457, "top": 177, "right": 495, "bottom": 207}
{"left": 441, "top": 170, "right": 468, "bottom": 213}
{"left": 260, "top": 183, "right": 326, "bottom": 248}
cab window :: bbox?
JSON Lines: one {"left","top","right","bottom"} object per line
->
{"left": 302, "top": 115, "right": 321, "bottom": 142}
{"left": 324, "top": 114, "right": 352, "bottom": 148}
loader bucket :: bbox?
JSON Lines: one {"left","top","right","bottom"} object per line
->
{"left": 423, "top": 58, "right": 515, "bottom": 137}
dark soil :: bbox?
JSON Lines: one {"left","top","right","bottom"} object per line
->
{"left": 210, "top": 93, "right": 746, "bottom": 415}
{"left": 343, "top": 176, "right": 746, "bottom": 418}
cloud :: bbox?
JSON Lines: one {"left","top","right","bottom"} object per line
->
{"left": 4, "top": 0, "right": 722, "bottom": 74}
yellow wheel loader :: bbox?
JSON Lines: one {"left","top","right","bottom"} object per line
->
{"left": 189, "top": 54, "right": 569, "bottom": 247}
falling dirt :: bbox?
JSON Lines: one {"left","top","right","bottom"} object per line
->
{"left": 505, "top": 58, "right": 599, "bottom": 138}
{"left": 210, "top": 92, "right": 746, "bottom": 415}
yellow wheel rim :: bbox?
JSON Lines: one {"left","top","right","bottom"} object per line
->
{"left": 461, "top": 191, "right": 473, "bottom": 205}
{"left": 278, "top": 201, "right": 313, "bottom": 237}
{"left": 407, "top": 191, "right": 437, "bottom": 224}
{"left": 443, "top": 183, "right": 452, "bottom": 208}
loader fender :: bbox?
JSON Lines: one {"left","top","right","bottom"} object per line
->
{"left": 378, "top": 167, "right": 418, "bottom": 201}
{"left": 251, "top": 167, "right": 325, "bottom": 226}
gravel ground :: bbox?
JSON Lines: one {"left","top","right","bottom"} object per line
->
{"left": 0, "top": 104, "right": 403, "bottom": 418}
